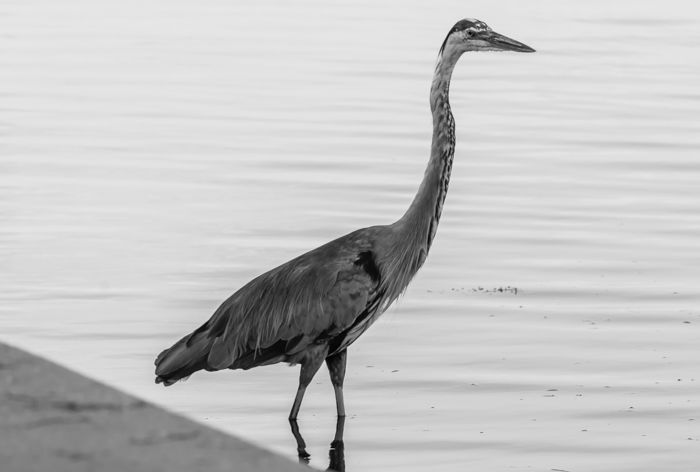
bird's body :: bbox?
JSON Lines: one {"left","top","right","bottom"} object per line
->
{"left": 155, "top": 18, "right": 534, "bottom": 419}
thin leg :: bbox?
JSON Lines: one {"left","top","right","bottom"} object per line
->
{"left": 289, "top": 345, "right": 327, "bottom": 420}
{"left": 289, "top": 386, "right": 307, "bottom": 421}
{"left": 325, "top": 349, "right": 347, "bottom": 417}
{"left": 333, "top": 415, "right": 345, "bottom": 442}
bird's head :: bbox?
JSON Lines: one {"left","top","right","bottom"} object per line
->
{"left": 439, "top": 19, "right": 535, "bottom": 57}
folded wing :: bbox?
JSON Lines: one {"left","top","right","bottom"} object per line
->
{"left": 155, "top": 230, "right": 382, "bottom": 384}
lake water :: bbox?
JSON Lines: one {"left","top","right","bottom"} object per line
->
{"left": 2, "top": 0, "right": 699, "bottom": 470}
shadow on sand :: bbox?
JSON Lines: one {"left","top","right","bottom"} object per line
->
{"left": 289, "top": 417, "right": 345, "bottom": 472}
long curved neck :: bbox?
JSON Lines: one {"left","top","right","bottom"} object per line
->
{"left": 376, "top": 48, "right": 461, "bottom": 306}
{"left": 397, "top": 49, "right": 460, "bottom": 254}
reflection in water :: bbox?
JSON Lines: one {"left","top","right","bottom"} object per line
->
{"left": 289, "top": 417, "right": 346, "bottom": 472}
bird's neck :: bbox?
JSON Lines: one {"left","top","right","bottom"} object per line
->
{"left": 393, "top": 49, "right": 460, "bottom": 265}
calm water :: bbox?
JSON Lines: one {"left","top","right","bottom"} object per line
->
{"left": 2, "top": 0, "right": 700, "bottom": 470}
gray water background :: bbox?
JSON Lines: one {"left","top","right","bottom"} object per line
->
{"left": 2, "top": 0, "right": 699, "bottom": 470}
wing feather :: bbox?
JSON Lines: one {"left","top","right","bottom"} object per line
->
{"left": 204, "top": 232, "right": 380, "bottom": 370}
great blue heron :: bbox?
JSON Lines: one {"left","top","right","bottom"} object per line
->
{"left": 155, "top": 19, "right": 534, "bottom": 420}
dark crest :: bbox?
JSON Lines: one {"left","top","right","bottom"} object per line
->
{"left": 438, "top": 18, "right": 489, "bottom": 54}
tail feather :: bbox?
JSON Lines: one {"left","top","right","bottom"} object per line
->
{"left": 154, "top": 329, "right": 214, "bottom": 386}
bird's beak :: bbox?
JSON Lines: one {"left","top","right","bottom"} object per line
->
{"left": 485, "top": 30, "right": 536, "bottom": 53}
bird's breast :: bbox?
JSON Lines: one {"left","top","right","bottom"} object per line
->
{"left": 332, "top": 302, "right": 386, "bottom": 354}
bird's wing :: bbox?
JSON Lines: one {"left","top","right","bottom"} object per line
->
{"left": 201, "top": 231, "right": 382, "bottom": 370}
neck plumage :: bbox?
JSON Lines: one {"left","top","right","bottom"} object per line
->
{"left": 396, "top": 48, "right": 460, "bottom": 257}
{"left": 378, "top": 48, "right": 460, "bottom": 302}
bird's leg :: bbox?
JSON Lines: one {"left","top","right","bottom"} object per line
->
{"left": 325, "top": 349, "right": 347, "bottom": 417}
{"left": 289, "top": 345, "right": 327, "bottom": 420}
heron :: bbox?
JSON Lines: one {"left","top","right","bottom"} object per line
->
{"left": 154, "top": 19, "right": 534, "bottom": 420}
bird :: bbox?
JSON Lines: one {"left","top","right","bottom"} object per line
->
{"left": 154, "top": 18, "right": 534, "bottom": 420}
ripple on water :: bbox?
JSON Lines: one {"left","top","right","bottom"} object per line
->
{"left": 1, "top": 1, "right": 700, "bottom": 471}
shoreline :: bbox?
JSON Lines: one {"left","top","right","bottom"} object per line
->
{"left": 0, "top": 341, "right": 309, "bottom": 472}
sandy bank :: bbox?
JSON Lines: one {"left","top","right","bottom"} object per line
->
{"left": 0, "top": 342, "right": 308, "bottom": 472}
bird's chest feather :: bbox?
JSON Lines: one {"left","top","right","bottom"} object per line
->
{"left": 336, "top": 306, "right": 384, "bottom": 351}
{"left": 328, "top": 283, "right": 386, "bottom": 355}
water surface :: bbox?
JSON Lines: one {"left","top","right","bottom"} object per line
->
{"left": 2, "top": 1, "right": 699, "bottom": 470}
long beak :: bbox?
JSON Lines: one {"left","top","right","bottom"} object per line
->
{"left": 486, "top": 30, "right": 536, "bottom": 53}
